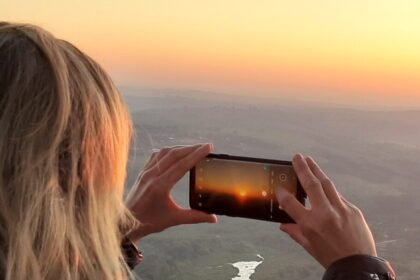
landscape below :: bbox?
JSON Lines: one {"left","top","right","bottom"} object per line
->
{"left": 123, "top": 89, "right": 420, "bottom": 280}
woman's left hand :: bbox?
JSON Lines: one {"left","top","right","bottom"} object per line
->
{"left": 125, "top": 144, "right": 217, "bottom": 242}
{"left": 276, "top": 154, "right": 377, "bottom": 269}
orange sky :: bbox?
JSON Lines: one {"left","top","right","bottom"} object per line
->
{"left": 196, "top": 159, "right": 296, "bottom": 199}
{"left": 1, "top": 1, "right": 420, "bottom": 107}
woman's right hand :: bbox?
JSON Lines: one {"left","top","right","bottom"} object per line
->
{"left": 276, "top": 154, "right": 377, "bottom": 269}
{"left": 125, "top": 144, "right": 217, "bottom": 243}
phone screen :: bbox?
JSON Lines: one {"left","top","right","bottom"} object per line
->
{"left": 190, "top": 154, "right": 305, "bottom": 223}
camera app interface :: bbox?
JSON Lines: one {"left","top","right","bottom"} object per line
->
{"left": 194, "top": 158, "right": 298, "bottom": 221}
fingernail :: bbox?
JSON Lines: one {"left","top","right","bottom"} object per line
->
{"left": 204, "top": 214, "right": 217, "bottom": 224}
{"left": 293, "top": 154, "right": 303, "bottom": 161}
{"left": 208, "top": 143, "right": 214, "bottom": 152}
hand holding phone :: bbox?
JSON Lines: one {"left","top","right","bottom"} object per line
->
{"left": 189, "top": 153, "right": 306, "bottom": 223}
{"left": 126, "top": 144, "right": 217, "bottom": 242}
{"left": 276, "top": 154, "right": 377, "bottom": 268}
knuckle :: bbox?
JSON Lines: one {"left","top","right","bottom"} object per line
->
{"left": 160, "top": 147, "right": 171, "bottom": 154}
{"left": 322, "top": 211, "right": 340, "bottom": 228}
{"left": 320, "top": 212, "right": 334, "bottom": 224}
{"left": 280, "top": 194, "right": 294, "bottom": 209}
{"left": 341, "top": 204, "right": 354, "bottom": 218}
{"left": 343, "top": 202, "right": 362, "bottom": 215}
{"left": 342, "top": 205, "right": 364, "bottom": 222}
{"left": 320, "top": 178, "right": 333, "bottom": 187}
{"left": 141, "top": 170, "right": 154, "bottom": 179}
{"left": 351, "top": 206, "right": 364, "bottom": 217}
{"left": 168, "top": 148, "right": 183, "bottom": 159}
{"left": 142, "top": 170, "right": 161, "bottom": 185}
{"left": 305, "top": 178, "right": 321, "bottom": 189}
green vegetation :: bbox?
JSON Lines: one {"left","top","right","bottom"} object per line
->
{"left": 125, "top": 90, "right": 420, "bottom": 280}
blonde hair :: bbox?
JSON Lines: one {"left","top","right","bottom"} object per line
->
{"left": 0, "top": 22, "right": 137, "bottom": 279}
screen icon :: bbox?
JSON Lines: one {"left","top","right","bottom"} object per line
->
{"left": 279, "top": 173, "right": 287, "bottom": 182}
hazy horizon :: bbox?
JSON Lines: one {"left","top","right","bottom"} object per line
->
{"left": 2, "top": 0, "right": 420, "bottom": 108}
{"left": 121, "top": 86, "right": 420, "bottom": 111}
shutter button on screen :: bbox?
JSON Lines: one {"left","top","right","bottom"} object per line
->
{"left": 279, "top": 174, "right": 287, "bottom": 182}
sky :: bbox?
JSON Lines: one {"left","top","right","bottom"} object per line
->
{"left": 196, "top": 158, "right": 296, "bottom": 198}
{"left": 1, "top": 0, "right": 420, "bottom": 107}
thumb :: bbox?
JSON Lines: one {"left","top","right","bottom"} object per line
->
{"left": 175, "top": 209, "right": 218, "bottom": 225}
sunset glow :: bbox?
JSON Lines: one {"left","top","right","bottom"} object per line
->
{"left": 195, "top": 158, "right": 297, "bottom": 201}
{"left": 2, "top": 0, "right": 420, "bottom": 106}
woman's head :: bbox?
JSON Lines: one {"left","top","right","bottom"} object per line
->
{"left": 0, "top": 22, "right": 135, "bottom": 279}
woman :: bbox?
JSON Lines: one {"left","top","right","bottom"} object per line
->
{"left": 0, "top": 22, "right": 215, "bottom": 279}
{"left": 0, "top": 22, "right": 395, "bottom": 279}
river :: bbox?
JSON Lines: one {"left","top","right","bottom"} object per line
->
{"left": 230, "top": 254, "right": 264, "bottom": 280}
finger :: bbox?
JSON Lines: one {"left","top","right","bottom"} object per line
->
{"left": 143, "top": 149, "right": 161, "bottom": 170}
{"left": 162, "top": 144, "right": 213, "bottom": 188}
{"left": 173, "top": 209, "right": 218, "bottom": 225}
{"left": 276, "top": 188, "right": 307, "bottom": 223}
{"left": 292, "top": 154, "right": 329, "bottom": 209}
{"left": 140, "top": 148, "right": 174, "bottom": 181}
{"left": 280, "top": 223, "right": 311, "bottom": 250}
{"left": 305, "top": 156, "right": 344, "bottom": 208}
{"left": 144, "top": 145, "right": 191, "bottom": 170}
{"left": 143, "top": 147, "right": 172, "bottom": 170}
{"left": 151, "top": 144, "right": 209, "bottom": 174}
{"left": 134, "top": 150, "right": 162, "bottom": 185}
{"left": 140, "top": 146, "right": 202, "bottom": 183}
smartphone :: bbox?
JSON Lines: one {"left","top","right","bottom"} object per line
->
{"left": 189, "top": 153, "right": 306, "bottom": 223}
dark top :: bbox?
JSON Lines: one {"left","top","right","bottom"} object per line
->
{"left": 121, "top": 237, "right": 143, "bottom": 270}
{"left": 323, "top": 255, "right": 396, "bottom": 280}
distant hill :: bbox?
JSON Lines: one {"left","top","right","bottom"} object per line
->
{"left": 122, "top": 89, "right": 420, "bottom": 280}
